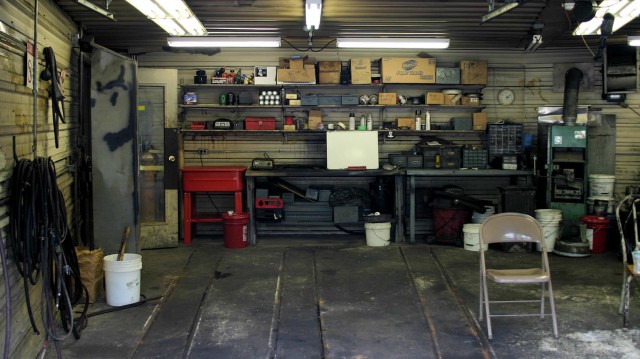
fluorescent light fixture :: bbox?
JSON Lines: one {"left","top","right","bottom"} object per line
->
{"left": 125, "top": 0, "right": 206, "bottom": 36}
{"left": 573, "top": 0, "right": 640, "bottom": 35}
{"left": 167, "top": 37, "right": 281, "bottom": 48}
{"left": 305, "top": 0, "right": 322, "bottom": 30}
{"left": 629, "top": 36, "right": 640, "bottom": 46}
{"left": 73, "top": 0, "right": 115, "bottom": 20}
{"left": 481, "top": 2, "right": 521, "bottom": 23}
{"left": 336, "top": 38, "right": 450, "bottom": 49}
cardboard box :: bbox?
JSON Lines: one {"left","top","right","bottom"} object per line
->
{"left": 379, "top": 93, "right": 397, "bottom": 105}
{"left": 473, "top": 112, "right": 488, "bottom": 130}
{"left": 318, "top": 61, "right": 342, "bottom": 84}
{"left": 254, "top": 66, "right": 277, "bottom": 84}
{"left": 308, "top": 110, "right": 322, "bottom": 130}
{"left": 460, "top": 60, "right": 488, "bottom": 85}
{"left": 444, "top": 93, "right": 461, "bottom": 106}
{"left": 436, "top": 67, "right": 461, "bottom": 84}
{"left": 461, "top": 95, "right": 481, "bottom": 106}
{"left": 397, "top": 117, "right": 415, "bottom": 130}
{"left": 277, "top": 67, "right": 316, "bottom": 84}
{"left": 351, "top": 58, "right": 372, "bottom": 84}
{"left": 381, "top": 57, "right": 436, "bottom": 84}
{"left": 426, "top": 92, "right": 445, "bottom": 105}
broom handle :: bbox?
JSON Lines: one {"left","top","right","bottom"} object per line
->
{"left": 117, "top": 226, "right": 131, "bottom": 261}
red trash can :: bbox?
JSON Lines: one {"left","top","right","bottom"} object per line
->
{"left": 581, "top": 215, "right": 609, "bottom": 254}
{"left": 221, "top": 212, "right": 249, "bottom": 248}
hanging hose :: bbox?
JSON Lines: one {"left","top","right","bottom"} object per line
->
{"left": 0, "top": 230, "right": 11, "bottom": 359}
{"left": 8, "top": 157, "right": 89, "bottom": 356}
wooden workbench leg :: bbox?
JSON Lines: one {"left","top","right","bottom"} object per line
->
{"left": 395, "top": 174, "right": 405, "bottom": 242}
{"left": 246, "top": 176, "right": 256, "bottom": 245}
{"left": 410, "top": 175, "right": 416, "bottom": 244}
{"left": 184, "top": 192, "right": 192, "bottom": 245}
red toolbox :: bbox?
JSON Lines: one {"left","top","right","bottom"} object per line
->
{"left": 245, "top": 117, "right": 276, "bottom": 130}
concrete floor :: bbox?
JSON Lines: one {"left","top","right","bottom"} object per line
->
{"left": 51, "top": 237, "right": 640, "bottom": 359}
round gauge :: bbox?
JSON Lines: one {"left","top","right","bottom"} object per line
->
{"left": 497, "top": 88, "right": 515, "bottom": 105}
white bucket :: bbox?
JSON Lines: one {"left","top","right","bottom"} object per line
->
{"left": 589, "top": 174, "right": 615, "bottom": 196}
{"left": 104, "top": 253, "right": 142, "bottom": 306}
{"left": 463, "top": 223, "right": 488, "bottom": 252}
{"left": 364, "top": 222, "right": 391, "bottom": 247}
{"left": 471, "top": 206, "right": 495, "bottom": 224}
{"left": 536, "top": 219, "right": 561, "bottom": 252}
{"left": 535, "top": 209, "right": 562, "bottom": 222}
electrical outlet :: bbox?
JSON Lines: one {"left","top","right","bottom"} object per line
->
{"left": 198, "top": 148, "right": 208, "bottom": 155}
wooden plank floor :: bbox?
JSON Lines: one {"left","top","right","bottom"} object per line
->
{"left": 51, "top": 238, "right": 640, "bottom": 359}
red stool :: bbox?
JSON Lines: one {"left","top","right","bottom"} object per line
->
{"left": 181, "top": 166, "right": 246, "bottom": 244}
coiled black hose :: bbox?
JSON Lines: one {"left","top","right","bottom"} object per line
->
{"left": 8, "top": 157, "right": 88, "bottom": 356}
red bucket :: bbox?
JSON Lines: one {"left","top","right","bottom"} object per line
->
{"left": 221, "top": 212, "right": 249, "bottom": 249}
{"left": 581, "top": 215, "right": 609, "bottom": 254}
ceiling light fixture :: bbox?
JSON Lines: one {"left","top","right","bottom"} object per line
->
{"left": 628, "top": 36, "right": 640, "bottom": 46}
{"left": 72, "top": 0, "right": 115, "bottom": 20}
{"left": 125, "top": 0, "right": 206, "bottom": 36}
{"left": 573, "top": 0, "right": 640, "bottom": 35}
{"left": 481, "top": 1, "right": 523, "bottom": 23}
{"left": 305, "top": 0, "right": 322, "bottom": 31}
{"left": 167, "top": 36, "right": 281, "bottom": 47}
{"left": 336, "top": 38, "right": 450, "bottom": 49}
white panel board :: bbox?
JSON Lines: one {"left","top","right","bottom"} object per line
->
{"left": 326, "top": 131, "right": 379, "bottom": 169}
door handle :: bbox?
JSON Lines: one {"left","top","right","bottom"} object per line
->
{"left": 168, "top": 155, "right": 176, "bottom": 162}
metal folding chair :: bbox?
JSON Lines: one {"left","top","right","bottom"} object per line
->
{"left": 478, "top": 212, "right": 558, "bottom": 339}
{"left": 616, "top": 194, "right": 640, "bottom": 327}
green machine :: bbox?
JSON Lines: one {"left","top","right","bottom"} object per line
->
{"left": 546, "top": 125, "right": 588, "bottom": 236}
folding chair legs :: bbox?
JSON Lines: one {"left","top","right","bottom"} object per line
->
{"left": 622, "top": 274, "right": 632, "bottom": 328}
{"left": 479, "top": 280, "right": 558, "bottom": 339}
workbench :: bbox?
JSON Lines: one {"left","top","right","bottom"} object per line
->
{"left": 405, "top": 169, "right": 533, "bottom": 243}
{"left": 245, "top": 168, "right": 405, "bottom": 244}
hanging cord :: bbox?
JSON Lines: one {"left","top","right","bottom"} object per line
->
{"left": 8, "top": 157, "right": 89, "bottom": 355}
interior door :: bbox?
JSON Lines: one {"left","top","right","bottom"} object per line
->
{"left": 138, "top": 69, "right": 179, "bottom": 248}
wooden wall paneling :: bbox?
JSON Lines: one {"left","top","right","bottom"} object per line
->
{"left": 0, "top": 1, "right": 79, "bottom": 358}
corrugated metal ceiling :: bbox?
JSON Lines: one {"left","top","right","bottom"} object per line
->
{"left": 54, "top": 0, "right": 640, "bottom": 54}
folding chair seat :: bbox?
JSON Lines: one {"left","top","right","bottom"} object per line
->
{"left": 478, "top": 212, "right": 558, "bottom": 339}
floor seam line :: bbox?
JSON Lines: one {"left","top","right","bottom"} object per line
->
{"left": 399, "top": 245, "right": 443, "bottom": 359}
{"left": 428, "top": 247, "right": 496, "bottom": 359}
{"left": 182, "top": 250, "right": 225, "bottom": 359}
{"left": 266, "top": 249, "right": 286, "bottom": 359}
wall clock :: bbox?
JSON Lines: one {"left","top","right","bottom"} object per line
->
{"left": 497, "top": 88, "right": 515, "bottom": 105}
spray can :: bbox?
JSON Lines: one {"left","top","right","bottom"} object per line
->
{"left": 349, "top": 113, "right": 356, "bottom": 130}
{"left": 424, "top": 111, "right": 431, "bottom": 130}
{"left": 415, "top": 110, "right": 421, "bottom": 131}
{"left": 360, "top": 115, "right": 366, "bottom": 128}
{"left": 435, "top": 153, "right": 441, "bottom": 169}
{"left": 366, "top": 114, "right": 373, "bottom": 130}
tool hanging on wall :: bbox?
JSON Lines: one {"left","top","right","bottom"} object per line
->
{"left": 40, "top": 47, "right": 65, "bottom": 148}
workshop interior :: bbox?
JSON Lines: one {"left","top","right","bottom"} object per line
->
{"left": 3, "top": 0, "right": 640, "bottom": 358}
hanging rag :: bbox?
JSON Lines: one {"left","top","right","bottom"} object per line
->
{"left": 41, "top": 47, "right": 65, "bottom": 148}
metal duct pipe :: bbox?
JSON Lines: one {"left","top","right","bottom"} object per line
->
{"left": 562, "top": 67, "right": 583, "bottom": 126}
